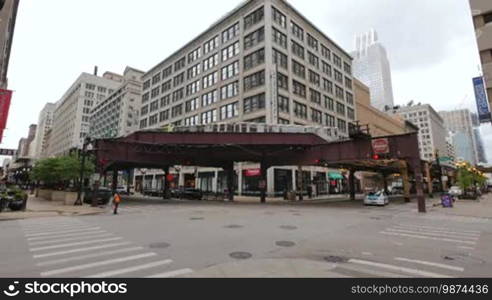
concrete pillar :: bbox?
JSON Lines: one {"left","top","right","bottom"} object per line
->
{"left": 225, "top": 163, "right": 235, "bottom": 202}
{"left": 425, "top": 162, "right": 433, "bottom": 197}
{"left": 349, "top": 169, "right": 356, "bottom": 201}
{"left": 163, "top": 166, "right": 170, "bottom": 199}
{"left": 297, "top": 165, "right": 304, "bottom": 201}
{"left": 178, "top": 171, "right": 184, "bottom": 187}
{"left": 238, "top": 164, "right": 243, "bottom": 196}
{"left": 213, "top": 170, "right": 218, "bottom": 193}
{"left": 382, "top": 173, "right": 389, "bottom": 194}
{"left": 111, "top": 170, "right": 118, "bottom": 194}
{"left": 400, "top": 161, "right": 411, "bottom": 203}
{"left": 260, "top": 162, "right": 268, "bottom": 203}
{"left": 409, "top": 159, "right": 426, "bottom": 213}
{"left": 291, "top": 167, "right": 297, "bottom": 192}
{"left": 126, "top": 169, "right": 132, "bottom": 195}
{"left": 267, "top": 167, "right": 275, "bottom": 194}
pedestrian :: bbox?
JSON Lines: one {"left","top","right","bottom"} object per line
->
{"left": 113, "top": 192, "right": 121, "bottom": 215}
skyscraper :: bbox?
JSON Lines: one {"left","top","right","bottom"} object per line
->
{"left": 439, "top": 109, "right": 478, "bottom": 165}
{"left": 352, "top": 29, "right": 395, "bottom": 111}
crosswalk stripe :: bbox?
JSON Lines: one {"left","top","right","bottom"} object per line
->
{"left": 30, "top": 237, "right": 123, "bottom": 252}
{"left": 348, "top": 259, "right": 451, "bottom": 278}
{"left": 391, "top": 226, "right": 481, "bottom": 237}
{"left": 380, "top": 231, "right": 476, "bottom": 245}
{"left": 385, "top": 228, "right": 479, "bottom": 240}
{"left": 394, "top": 257, "right": 464, "bottom": 272}
{"left": 336, "top": 263, "right": 408, "bottom": 278}
{"left": 33, "top": 242, "right": 132, "bottom": 258}
{"left": 86, "top": 259, "right": 173, "bottom": 278}
{"left": 26, "top": 227, "right": 102, "bottom": 237}
{"left": 146, "top": 268, "right": 194, "bottom": 278}
{"left": 23, "top": 225, "right": 93, "bottom": 234}
{"left": 27, "top": 230, "right": 108, "bottom": 241}
{"left": 395, "top": 224, "right": 481, "bottom": 234}
{"left": 29, "top": 233, "right": 114, "bottom": 246}
{"left": 36, "top": 247, "right": 145, "bottom": 267}
{"left": 458, "top": 246, "right": 475, "bottom": 250}
{"left": 40, "top": 253, "right": 157, "bottom": 277}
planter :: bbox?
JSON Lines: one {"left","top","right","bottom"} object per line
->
{"left": 37, "top": 189, "right": 54, "bottom": 201}
{"left": 64, "top": 192, "right": 78, "bottom": 206}
{"left": 51, "top": 191, "right": 66, "bottom": 202}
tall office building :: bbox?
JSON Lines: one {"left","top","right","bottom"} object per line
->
{"left": 48, "top": 71, "right": 123, "bottom": 157}
{"left": 0, "top": 0, "right": 19, "bottom": 89}
{"left": 470, "top": 0, "right": 492, "bottom": 116}
{"left": 439, "top": 109, "right": 478, "bottom": 165}
{"left": 471, "top": 112, "right": 488, "bottom": 163}
{"left": 32, "top": 103, "right": 56, "bottom": 159}
{"left": 352, "top": 29, "right": 394, "bottom": 111}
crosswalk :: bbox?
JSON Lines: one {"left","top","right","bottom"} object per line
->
{"left": 107, "top": 204, "right": 169, "bottom": 215}
{"left": 19, "top": 217, "right": 193, "bottom": 278}
{"left": 379, "top": 223, "right": 482, "bottom": 250}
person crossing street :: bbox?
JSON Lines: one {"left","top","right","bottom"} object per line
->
{"left": 113, "top": 192, "right": 121, "bottom": 215}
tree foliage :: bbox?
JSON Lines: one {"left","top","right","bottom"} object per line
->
{"left": 31, "top": 154, "right": 95, "bottom": 188}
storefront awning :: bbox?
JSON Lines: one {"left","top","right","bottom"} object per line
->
{"left": 328, "top": 172, "right": 344, "bottom": 180}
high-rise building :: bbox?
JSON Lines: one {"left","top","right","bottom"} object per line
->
{"left": 32, "top": 103, "right": 56, "bottom": 160}
{"left": 0, "top": 0, "right": 19, "bottom": 89}
{"left": 48, "top": 71, "right": 123, "bottom": 157}
{"left": 351, "top": 29, "right": 394, "bottom": 111}
{"left": 439, "top": 109, "right": 478, "bottom": 165}
{"left": 470, "top": 0, "right": 492, "bottom": 116}
{"left": 473, "top": 128, "right": 488, "bottom": 163}
{"left": 389, "top": 104, "right": 448, "bottom": 161}
{"left": 90, "top": 67, "right": 144, "bottom": 139}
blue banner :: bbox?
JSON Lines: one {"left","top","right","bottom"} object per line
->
{"left": 473, "top": 76, "right": 492, "bottom": 123}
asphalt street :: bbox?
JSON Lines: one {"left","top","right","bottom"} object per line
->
{"left": 0, "top": 196, "right": 491, "bottom": 278}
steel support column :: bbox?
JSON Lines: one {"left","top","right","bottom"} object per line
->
{"left": 409, "top": 159, "right": 426, "bottom": 213}
{"left": 225, "top": 163, "right": 235, "bottom": 202}
{"left": 382, "top": 173, "right": 389, "bottom": 194}
{"left": 349, "top": 169, "right": 356, "bottom": 201}
{"left": 400, "top": 161, "right": 411, "bottom": 203}
{"left": 260, "top": 161, "right": 268, "bottom": 203}
{"left": 111, "top": 170, "right": 118, "bottom": 194}
{"left": 163, "top": 166, "right": 170, "bottom": 199}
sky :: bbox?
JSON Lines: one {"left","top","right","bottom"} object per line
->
{"left": 2, "top": 0, "right": 491, "bottom": 163}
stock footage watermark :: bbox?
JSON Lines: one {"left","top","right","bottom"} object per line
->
{"left": 2, "top": 281, "right": 127, "bottom": 298}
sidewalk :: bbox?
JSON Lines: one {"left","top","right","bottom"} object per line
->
{"left": 430, "top": 192, "right": 492, "bottom": 219}
{"left": 0, "top": 195, "right": 106, "bottom": 221}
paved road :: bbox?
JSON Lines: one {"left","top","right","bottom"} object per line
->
{"left": 1, "top": 195, "right": 491, "bottom": 278}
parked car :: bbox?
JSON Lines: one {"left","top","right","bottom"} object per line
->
{"left": 172, "top": 188, "right": 203, "bottom": 200}
{"left": 83, "top": 187, "right": 112, "bottom": 205}
{"left": 116, "top": 186, "right": 130, "bottom": 195}
{"left": 448, "top": 186, "right": 463, "bottom": 199}
{"left": 390, "top": 186, "right": 403, "bottom": 195}
{"left": 364, "top": 190, "right": 389, "bottom": 206}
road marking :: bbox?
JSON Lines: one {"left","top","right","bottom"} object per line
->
{"left": 28, "top": 233, "right": 114, "bottom": 246}
{"left": 348, "top": 259, "right": 451, "bottom": 278}
{"left": 380, "top": 231, "right": 476, "bottom": 245}
{"left": 337, "top": 263, "right": 408, "bottom": 278}
{"left": 146, "top": 268, "right": 194, "bottom": 278}
{"left": 33, "top": 242, "right": 132, "bottom": 258}
{"left": 30, "top": 237, "right": 123, "bottom": 252}
{"left": 386, "top": 228, "right": 479, "bottom": 240}
{"left": 40, "top": 253, "right": 157, "bottom": 277}
{"left": 26, "top": 227, "right": 102, "bottom": 237}
{"left": 392, "top": 226, "right": 481, "bottom": 237}
{"left": 23, "top": 223, "right": 87, "bottom": 232}
{"left": 458, "top": 246, "right": 475, "bottom": 250}
{"left": 36, "top": 247, "right": 145, "bottom": 267}
{"left": 395, "top": 224, "right": 481, "bottom": 234}
{"left": 361, "top": 252, "right": 373, "bottom": 256}
{"left": 394, "top": 257, "right": 464, "bottom": 272}
{"left": 27, "top": 230, "right": 108, "bottom": 241}
{"left": 86, "top": 259, "right": 173, "bottom": 278}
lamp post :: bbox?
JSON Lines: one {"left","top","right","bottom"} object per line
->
{"left": 75, "top": 137, "right": 92, "bottom": 206}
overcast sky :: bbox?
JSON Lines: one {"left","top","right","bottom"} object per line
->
{"left": 2, "top": 0, "right": 490, "bottom": 163}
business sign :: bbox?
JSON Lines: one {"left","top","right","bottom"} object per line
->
{"left": 0, "top": 148, "right": 16, "bottom": 156}
{"left": 472, "top": 76, "right": 492, "bottom": 123}
{"left": 270, "top": 64, "right": 279, "bottom": 124}
{"left": 371, "top": 138, "right": 390, "bottom": 154}
{"left": 0, "top": 89, "right": 13, "bottom": 143}
{"left": 244, "top": 169, "right": 261, "bottom": 177}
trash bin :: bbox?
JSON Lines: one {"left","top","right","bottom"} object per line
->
{"left": 441, "top": 193, "right": 453, "bottom": 208}
{"left": 286, "top": 191, "right": 296, "bottom": 201}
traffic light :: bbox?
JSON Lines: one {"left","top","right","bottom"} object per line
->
{"left": 372, "top": 154, "right": 380, "bottom": 160}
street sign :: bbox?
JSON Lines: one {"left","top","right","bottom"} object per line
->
{"left": 0, "top": 148, "right": 16, "bottom": 156}
{"left": 372, "top": 138, "right": 390, "bottom": 154}
{"left": 439, "top": 156, "right": 452, "bottom": 163}
{"left": 473, "top": 76, "right": 492, "bottom": 123}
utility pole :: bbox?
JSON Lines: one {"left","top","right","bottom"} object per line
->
{"left": 75, "top": 137, "right": 91, "bottom": 206}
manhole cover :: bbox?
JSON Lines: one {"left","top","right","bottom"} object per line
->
{"left": 280, "top": 225, "right": 298, "bottom": 230}
{"left": 190, "top": 217, "right": 204, "bottom": 220}
{"left": 229, "top": 252, "right": 252, "bottom": 259}
{"left": 224, "top": 225, "right": 243, "bottom": 229}
{"left": 149, "top": 242, "right": 171, "bottom": 249}
{"left": 275, "top": 241, "right": 296, "bottom": 247}
{"left": 324, "top": 256, "right": 348, "bottom": 263}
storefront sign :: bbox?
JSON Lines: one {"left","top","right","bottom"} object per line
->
{"left": 0, "top": 148, "right": 16, "bottom": 156}
{"left": 473, "top": 76, "right": 492, "bottom": 123}
{"left": 244, "top": 169, "right": 261, "bottom": 177}
{"left": 0, "top": 89, "right": 12, "bottom": 143}
{"left": 166, "top": 174, "right": 174, "bottom": 182}
{"left": 371, "top": 138, "right": 390, "bottom": 154}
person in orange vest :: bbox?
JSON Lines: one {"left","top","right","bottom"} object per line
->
{"left": 113, "top": 192, "right": 121, "bottom": 215}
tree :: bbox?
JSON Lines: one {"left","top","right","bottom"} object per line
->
{"left": 31, "top": 155, "right": 95, "bottom": 189}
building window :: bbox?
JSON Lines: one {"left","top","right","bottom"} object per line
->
{"left": 244, "top": 27, "right": 265, "bottom": 50}
{"left": 292, "top": 40, "right": 305, "bottom": 60}
{"left": 143, "top": 80, "right": 151, "bottom": 91}
{"left": 201, "top": 109, "right": 217, "bottom": 124}
{"left": 187, "top": 64, "right": 201, "bottom": 80}
{"left": 161, "top": 80, "right": 172, "bottom": 93}
{"left": 171, "top": 104, "right": 183, "bottom": 118}
{"left": 278, "top": 95, "right": 289, "bottom": 113}
{"left": 203, "top": 53, "right": 219, "bottom": 72}
{"left": 202, "top": 71, "right": 218, "bottom": 89}
{"left": 244, "top": 48, "right": 265, "bottom": 70}
{"left": 310, "top": 89, "right": 321, "bottom": 105}
{"left": 272, "top": 27, "right": 287, "bottom": 49}
{"left": 150, "top": 100, "right": 159, "bottom": 112}
{"left": 293, "top": 80, "right": 306, "bottom": 98}
{"left": 162, "top": 66, "right": 173, "bottom": 79}
{"left": 278, "top": 118, "right": 290, "bottom": 124}
{"left": 292, "top": 60, "right": 306, "bottom": 78}
{"left": 204, "top": 35, "right": 219, "bottom": 54}
{"left": 277, "top": 73, "right": 288, "bottom": 90}
{"left": 291, "top": 21, "right": 304, "bottom": 41}
{"left": 142, "top": 92, "right": 150, "bottom": 103}
{"left": 321, "top": 45, "right": 331, "bottom": 60}
{"left": 185, "top": 98, "right": 199, "bottom": 113}
{"left": 322, "top": 61, "right": 332, "bottom": 77}
{"left": 337, "top": 119, "right": 347, "bottom": 133}
{"left": 325, "top": 113, "right": 335, "bottom": 127}
{"left": 333, "top": 53, "right": 342, "bottom": 68}
{"left": 344, "top": 77, "right": 353, "bottom": 90}
{"left": 220, "top": 102, "right": 239, "bottom": 120}
{"left": 173, "top": 72, "right": 185, "bottom": 87}
{"left": 307, "top": 34, "right": 319, "bottom": 51}
{"left": 221, "top": 61, "right": 239, "bottom": 81}
{"left": 343, "top": 62, "right": 352, "bottom": 75}
{"left": 311, "top": 108, "right": 322, "bottom": 124}
{"left": 172, "top": 88, "right": 184, "bottom": 102}
{"left": 152, "top": 73, "right": 161, "bottom": 85}
{"left": 336, "top": 102, "right": 345, "bottom": 116}
{"left": 151, "top": 87, "right": 160, "bottom": 99}
{"left": 244, "top": 6, "right": 264, "bottom": 30}
{"left": 222, "top": 22, "right": 240, "bottom": 44}
{"left": 308, "top": 52, "right": 319, "bottom": 69}
{"left": 184, "top": 115, "right": 200, "bottom": 126}
{"left": 272, "top": 48, "right": 288, "bottom": 69}
{"left": 325, "top": 96, "right": 334, "bottom": 111}
{"left": 140, "top": 118, "right": 147, "bottom": 129}
{"left": 186, "top": 80, "right": 201, "bottom": 96}
{"left": 335, "top": 85, "right": 344, "bottom": 99}
{"left": 346, "top": 92, "right": 354, "bottom": 105}
{"left": 86, "top": 84, "right": 95, "bottom": 90}
{"left": 323, "top": 78, "right": 333, "bottom": 94}
{"left": 347, "top": 107, "right": 355, "bottom": 120}
{"left": 244, "top": 93, "right": 265, "bottom": 114}
{"left": 244, "top": 70, "right": 265, "bottom": 91}
{"left": 334, "top": 69, "right": 343, "bottom": 84}
{"left": 294, "top": 102, "right": 307, "bottom": 119}
{"left": 221, "top": 81, "right": 239, "bottom": 100}
{"left": 222, "top": 41, "right": 240, "bottom": 62}
{"left": 309, "top": 70, "right": 320, "bottom": 87}
{"left": 149, "top": 114, "right": 158, "bottom": 126}
{"left": 188, "top": 47, "right": 202, "bottom": 64}
{"left": 202, "top": 90, "right": 218, "bottom": 107}
{"left": 174, "top": 57, "right": 186, "bottom": 72}
{"left": 160, "top": 95, "right": 171, "bottom": 108}
{"left": 272, "top": 6, "right": 286, "bottom": 28}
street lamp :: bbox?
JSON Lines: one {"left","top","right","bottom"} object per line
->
{"left": 74, "top": 137, "right": 93, "bottom": 206}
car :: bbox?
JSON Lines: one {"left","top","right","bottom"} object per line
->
{"left": 83, "top": 187, "right": 112, "bottom": 205}
{"left": 390, "top": 186, "right": 403, "bottom": 195}
{"left": 364, "top": 190, "right": 389, "bottom": 206}
{"left": 172, "top": 188, "right": 203, "bottom": 200}
{"left": 116, "top": 186, "right": 129, "bottom": 195}
{"left": 448, "top": 186, "right": 463, "bottom": 198}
